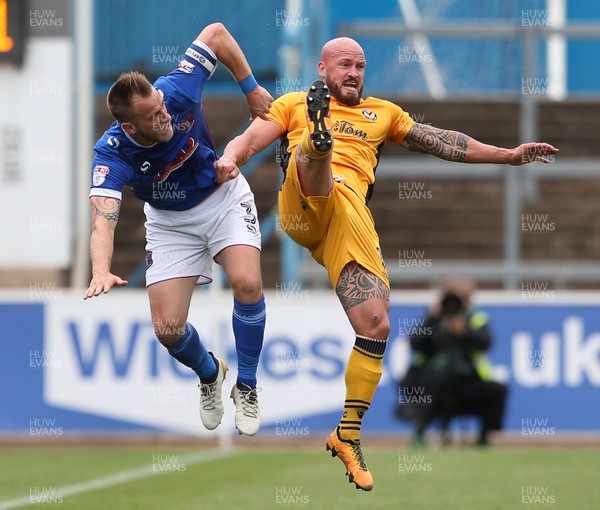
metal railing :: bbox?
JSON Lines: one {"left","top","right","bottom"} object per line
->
{"left": 336, "top": 19, "right": 600, "bottom": 281}
{"left": 299, "top": 157, "right": 600, "bottom": 289}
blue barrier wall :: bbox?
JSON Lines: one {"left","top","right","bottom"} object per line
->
{"left": 1, "top": 291, "right": 598, "bottom": 437}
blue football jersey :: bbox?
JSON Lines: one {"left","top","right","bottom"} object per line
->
{"left": 90, "top": 40, "right": 223, "bottom": 211}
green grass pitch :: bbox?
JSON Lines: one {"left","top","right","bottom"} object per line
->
{"left": 1, "top": 445, "right": 598, "bottom": 509}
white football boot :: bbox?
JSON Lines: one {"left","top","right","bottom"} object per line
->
{"left": 198, "top": 356, "right": 228, "bottom": 430}
{"left": 230, "top": 383, "right": 261, "bottom": 436}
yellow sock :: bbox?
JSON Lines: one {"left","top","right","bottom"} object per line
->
{"left": 300, "top": 127, "right": 332, "bottom": 160}
{"left": 338, "top": 335, "right": 387, "bottom": 442}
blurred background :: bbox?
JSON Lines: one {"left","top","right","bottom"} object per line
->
{"left": 1, "top": 0, "right": 599, "bottom": 447}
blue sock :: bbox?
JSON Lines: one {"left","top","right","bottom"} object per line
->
{"left": 233, "top": 295, "right": 266, "bottom": 387}
{"left": 166, "top": 323, "right": 217, "bottom": 383}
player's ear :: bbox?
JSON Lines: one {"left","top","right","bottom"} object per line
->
{"left": 121, "top": 122, "right": 135, "bottom": 136}
{"left": 317, "top": 61, "right": 326, "bottom": 78}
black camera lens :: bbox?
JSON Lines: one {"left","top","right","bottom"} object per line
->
{"left": 440, "top": 292, "right": 463, "bottom": 316}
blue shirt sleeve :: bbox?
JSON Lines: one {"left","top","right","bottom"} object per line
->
{"left": 159, "top": 40, "right": 219, "bottom": 104}
{"left": 89, "top": 151, "right": 133, "bottom": 200}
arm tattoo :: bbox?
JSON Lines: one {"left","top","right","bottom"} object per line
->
{"left": 404, "top": 123, "right": 470, "bottom": 161}
{"left": 92, "top": 197, "right": 121, "bottom": 222}
{"left": 335, "top": 262, "right": 390, "bottom": 311}
{"left": 237, "top": 151, "right": 252, "bottom": 166}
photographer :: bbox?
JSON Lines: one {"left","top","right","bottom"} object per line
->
{"left": 398, "top": 279, "right": 507, "bottom": 446}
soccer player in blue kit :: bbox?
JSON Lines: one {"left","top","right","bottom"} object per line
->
{"left": 83, "top": 23, "right": 273, "bottom": 436}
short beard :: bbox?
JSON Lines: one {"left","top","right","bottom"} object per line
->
{"left": 326, "top": 80, "right": 363, "bottom": 106}
{"left": 153, "top": 124, "right": 174, "bottom": 143}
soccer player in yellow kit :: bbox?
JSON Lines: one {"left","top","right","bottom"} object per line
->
{"left": 216, "top": 37, "right": 558, "bottom": 491}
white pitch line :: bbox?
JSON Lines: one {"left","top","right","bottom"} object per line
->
{"left": 0, "top": 448, "right": 235, "bottom": 510}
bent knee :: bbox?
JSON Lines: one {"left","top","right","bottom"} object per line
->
{"left": 370, "top": 314, "right": 391, "bottom": 340}
{"left": 232, "top": 277, "right": 263, "bottom": 303}
{"left": 153, "top": 319, "right": 187, "bottom": 346}
{"left": 358, "top": 311, "right": 390, "bottom": 340}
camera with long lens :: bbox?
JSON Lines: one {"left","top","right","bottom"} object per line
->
{"left": 439, "top": 291, "right": 465, "bottom": 317}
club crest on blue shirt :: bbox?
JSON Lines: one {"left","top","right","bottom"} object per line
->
{"left": 173, "top": 112, "right": 195, "bottom": 134}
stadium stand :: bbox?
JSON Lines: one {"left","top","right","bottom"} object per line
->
{"left": 96, "top": 97, "right": 600, "bottom": 289}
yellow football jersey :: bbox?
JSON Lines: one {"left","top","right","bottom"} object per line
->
{"left": 267, "top": 92, "right": 415, "bottom": 202}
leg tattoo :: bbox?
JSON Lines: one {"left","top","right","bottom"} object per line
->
{"left": 335, "top": 263, "right": 389, "bottom": 312}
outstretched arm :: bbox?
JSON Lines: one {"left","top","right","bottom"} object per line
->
{"left": 400, "top": 123, "right": 558, "bottom": 165}
{"left": 214, "top": 118, "right": 283, "bottom": 183}
{"left": 197, "top": 23, "right": 273, "bottom": 120}
{"left": 84, "top": 196, "right": 128, "bottom": 299}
